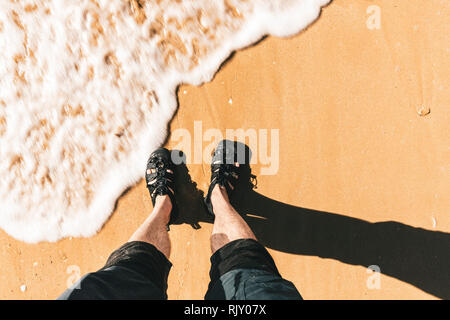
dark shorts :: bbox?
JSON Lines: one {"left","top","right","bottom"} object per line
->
{"left": 58, "top": 239, "right": 301, "bottom": 300}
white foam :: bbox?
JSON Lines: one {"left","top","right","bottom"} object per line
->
{"left": 0, "top": 0, "right": 330, "bottom": 243}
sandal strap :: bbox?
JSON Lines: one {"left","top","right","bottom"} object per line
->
{"left": 204, "top": 141, "right": 244, "bottom": 217}
{"left": 145, "top": 149, "right": 177, "bottom": 225}
{"left": 210, "top": 163, "right": 239, "bottom": 196}
{"left": 147, "top": 170, "right": 174, "bottom": 202}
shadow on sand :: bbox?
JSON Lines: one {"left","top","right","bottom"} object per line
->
{"left": 170, "top": 145, "right": 450, "bottom": 300}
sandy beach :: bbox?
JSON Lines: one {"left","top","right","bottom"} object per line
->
{"left": 0, "top": 0, "right": 449, "bottom": 299}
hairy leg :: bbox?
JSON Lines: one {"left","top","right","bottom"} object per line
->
{"left": 210, "top": 185, "right": 256, "bottom": 254}
{"left": 129, "top": 195, "right": 172, "bottom": 259}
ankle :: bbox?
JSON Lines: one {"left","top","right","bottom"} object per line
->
{"left": 211, "top": 185, "right": 230, "bottom": 206}
{"left": 155, "top": 193, "right": 172, "bottom": 205}
{"left": 153, "top": 195, "right": 172, "bottom": 220}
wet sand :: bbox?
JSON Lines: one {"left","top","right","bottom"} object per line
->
{"left": 0, "top": 0, "right": 449, "bottom": 299}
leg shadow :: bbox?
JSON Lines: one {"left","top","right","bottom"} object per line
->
{"left": 234, "top": 189, "right": 450, "bottom": 299}
{"left": 170, "top": 150, "right": 213, "bottom": 229}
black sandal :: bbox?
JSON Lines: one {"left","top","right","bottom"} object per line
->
{"left": 145, "top": 148, "right": 178, "bottom": 228}
{"left": 204, "top": 140, "right": 243, "bottom": 217}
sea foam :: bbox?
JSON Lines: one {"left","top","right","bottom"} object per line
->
{"left": 0, "top": 0, "right": 330, "bottom": 243}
